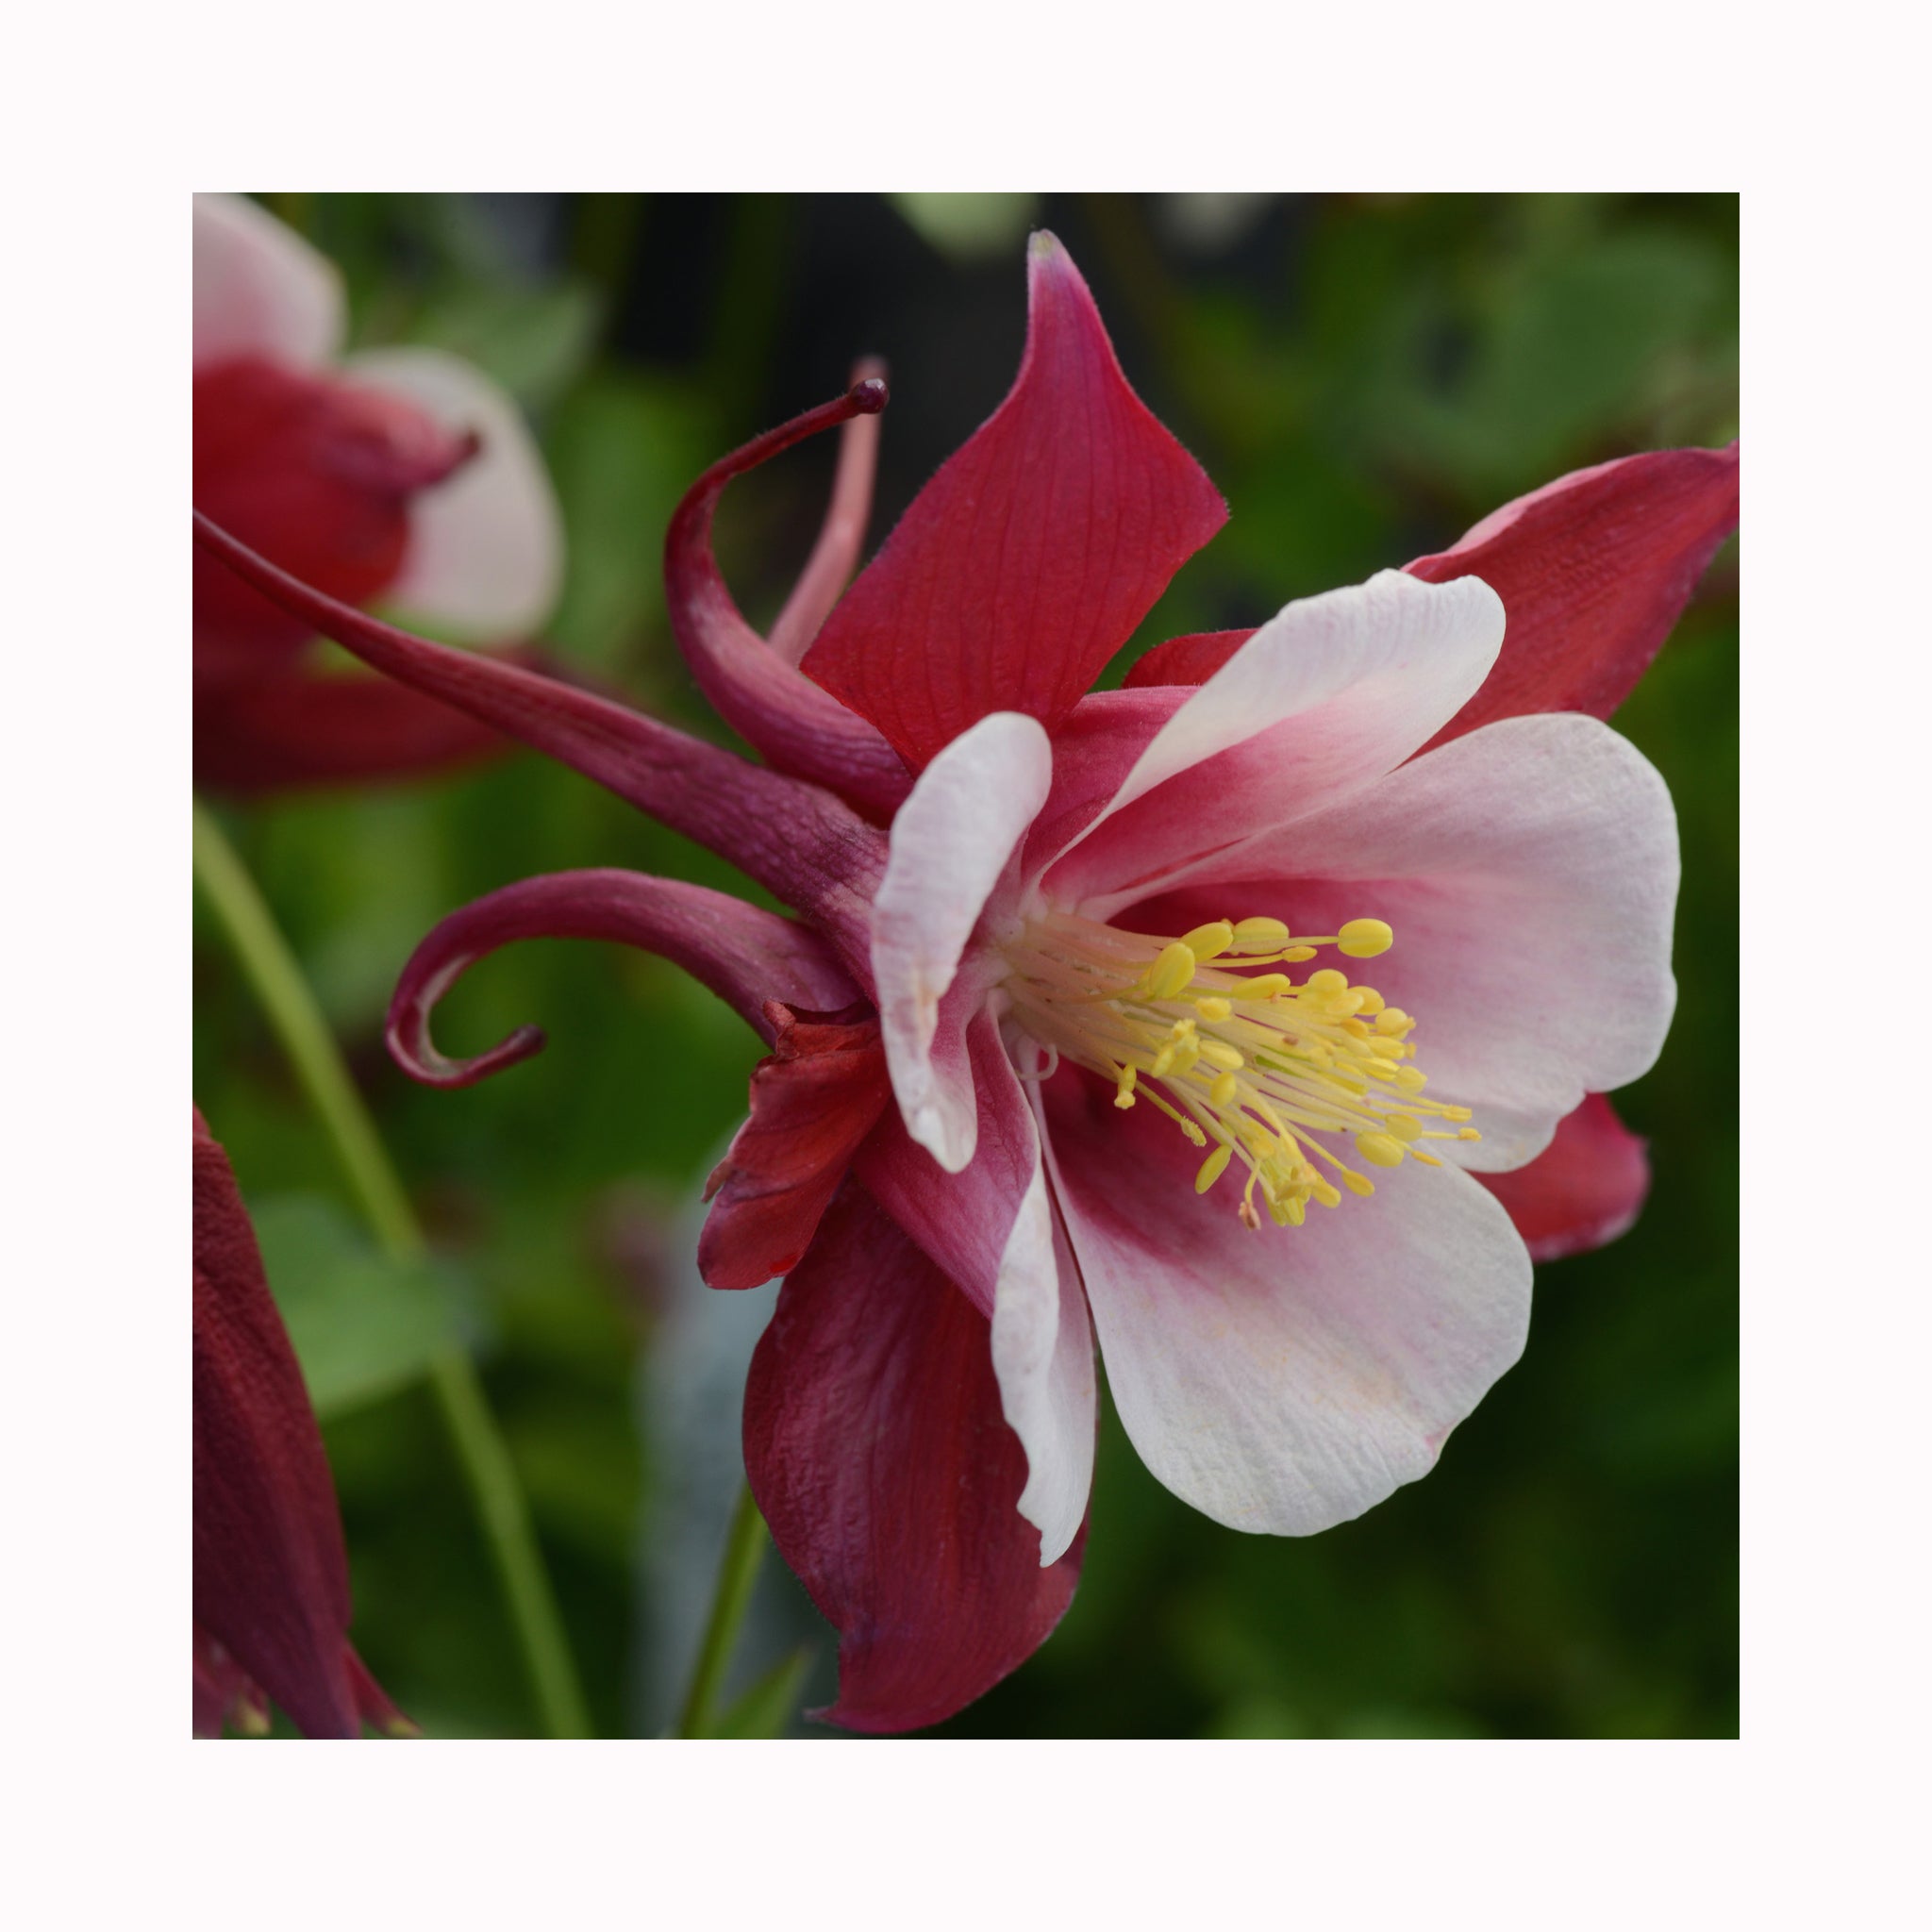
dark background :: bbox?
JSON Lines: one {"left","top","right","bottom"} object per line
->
{"left": 194, "top": 192, "right": 1739, "bottom": 1738}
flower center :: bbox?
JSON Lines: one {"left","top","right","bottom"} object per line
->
{"left": 1000, "top": 910, "right": 1478, "bottom": 1227}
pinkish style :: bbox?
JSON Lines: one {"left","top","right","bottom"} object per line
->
{"left": 194, "top": 232, "right": 1738, "bottom": 1733}
{"left": 192, "top": 1109, "right": 408, "bottom": 1738}
{"left": 192, "top": 193, "right": 563, "bottom": 791}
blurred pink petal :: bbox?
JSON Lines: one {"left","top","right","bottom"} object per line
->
{"left": 193, "top": 193, "right": 342, "bottom": 370}
{"left": 346, "top": 345, "right": 565, "bottom": 641}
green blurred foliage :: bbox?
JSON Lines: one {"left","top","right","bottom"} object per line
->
{"left": 195, "top": 192, "right": 1738, "bottom": 1740}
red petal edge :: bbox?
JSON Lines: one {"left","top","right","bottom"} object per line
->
{"left": 1408, "top": 442, "right": 1739, "bottom": 749}
{"left": 385, "top": 871, "right": 860, "bottom": 1089}
{"left": 698, "top": 1003, "right": 891, "bottom": 1290}
{"left": 803, "top": 233, "right": 1226, "bottom": 770}
{"left": 193, "top": 1108, "right": 401, "bottom": 1738}
{"left": 744, "top": 1183, "right": 1087, "bottom": 1733}
{"left": 1474, "top": 1092, "right": 1653, "bottom": 1263}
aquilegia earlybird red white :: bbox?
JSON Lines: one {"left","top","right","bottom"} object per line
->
{"left": 194, "top": 232, "right": 1738, "bottom": 1732}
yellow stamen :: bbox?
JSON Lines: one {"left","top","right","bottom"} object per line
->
{"left": 998, "top": 903, "right": 1468, "bottom": 1232}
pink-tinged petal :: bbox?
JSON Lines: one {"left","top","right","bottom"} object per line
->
{"left": 871, "top": 711, "right": 1052, "bottom": 1171}
{"left": 1475, "top": 1092, "right": 1653, "bottom": 1262}
{"left": 193, "top": 1626, "right": 269, "bottom": 1739}
{"left": 1407, "top": 443, "right": 1740, "bottom": 749}
{"left": 386, "top": 869, "right": 859, "bottom": 1089}
{"left": 1114, "top": 713, "right": 1679, "bottom": 1171}
{"left": 194, "top": 662, "right": 518, "bottom": 793}
{"left": 192, "top": 193, "right": 342, "bottom": 370}
{"left": 194, "top": 1109, "right": 391, "bottom": 1739}
{"left": 991, "top": 1044, "right": 1097, "bottom": 1566}
{"left": 665, "top": 378, "right": 912, "bottom": 819}
{"left": 856, "top": 1004, "right": 1042, "bottom": 1321}
{"left": 346, "top": 346, "right": 565, "bottom": 641}
{"left": 194, "top": 358, "right": 475, "bottom": 673}
{"left": 192, "top": 513, "right": 888, "bottom": 965}
{"left": 1020, "top": 685, "right": 1189, "bottom": 875}
{"left": 1122, "top": 627, "right": 1256, "bottom": 690}
{"left": 803, "top": 233, "right": 1227, "bottom": 771}
{"left": 744, "top": 1183, "right": 1086, "bottom": 1732}
{"left": 768, "top": 358, "right": 885, "bottom": 667}
{"left": 1041, "top": 1071, "right": 1531, "bottom": 1535}
{"left": 1045, "top": 572, "right": 1505, "bottom": 916}
{"left": 699, "top": 1004, "right": 891, "bottom": 1291}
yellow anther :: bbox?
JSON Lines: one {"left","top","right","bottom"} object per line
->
{"left": 1230, "top": 917, "right": 1291, "bottom": 953}
{"left": 1393, "top": 1065, "right": 1427, "bottom": 1091}
{"left": 1354, "top": 988, "right": 1386, "bottom": 1016}
{"left": 1355, "top": 1132, "right": 1407, "bottom": 1168}
{"left": 1236, "top": 974, "right": 1292, "bottom": 1000}
{"left": 1196, "top": 996, "right": 1232, "bottom": 1022}
{"left": 1458, "top": 1127, "right": 1482, "bottom": 1141}
{"left": 1309, "top": 1177, "right": 1341, "bottom": 1208}
{"left": 1341, "top": 1170, "right": 1375, "bottom": 1197}
{"left": 1384, "top": 1113, "right": 1424, "bottom": 1142}
{"left": 1181, "top": 1121, "right": 1207, "bottom": 1147}
{"left": 1146, "top": 941, "right": 1198, "bottom": 1000}
{"left": 1114, "top": 1066, "right": 1138, "bottom": 1109}
{"left": 1306, "top": 968, "right": 1349, "bottom": 996}
{"left": 1150, "top": 1046, "right": 1174, "bottom": 1076}
{"left": 1179, "top": 921, "right": 1235, "bottom": 963}
{"left": 1198, "top": 1041, "right": 1243, "bottom": 1072}
{"left": 1209, "top": 1071, "right": 1240, "bottom": 1108}
{"left": 1374, "top": 1008, "right": 1412, "bottom": 1036}
{"left": 1195, "top": 1142, "right": 1234, "bottom": 1192}
{"left": 1410, "top": 1151, "right": 1443, "bottom": 1167}
{"left": 1441, "top": 1105, "right": 1474, "bottom": 1123}
{"left": 1283, "top": 946, "right": 1317, "bottom": 962}
{"left": 1338, "top": 918, "right": 1393, "bottom": 958}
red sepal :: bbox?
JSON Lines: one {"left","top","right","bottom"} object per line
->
{"left": 804, "top": 234, "right": 1225, "bottom": 770}
{"left": 1407, "top": 442, "right": 1739, "bottom": 748}
{"left": 1122, "top": 627, "right": 1256, "bottom": 691}
{"left": 699, "top": 1003, "right": 890, "bottom": 1290}
{"left": 192, "top": 1109, "right": 400, "bottom": 1739}
{"left": 1474, "top": 1092, "right": 1652, "bottom": 1263}
{"left": 744, "top": 1184, "right": 1086, "bottom": 1732}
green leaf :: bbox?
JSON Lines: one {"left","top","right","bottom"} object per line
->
{"left": 710, "top": 1648, "right": 813, "bottom": 1740}
{"left": 249, "top": 1194, "right": 470, "bottom": 1418}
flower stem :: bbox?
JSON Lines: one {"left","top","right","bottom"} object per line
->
{"left": 675, "top": 1481, "right": 770, "bottom": 1737}
{"left": 192, "top": 797, "right": 591, "bottom": 1740}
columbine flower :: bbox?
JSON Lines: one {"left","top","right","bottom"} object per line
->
{"left": 193, "top": 1108, "right": 408, "bottom": 1737}
{"left": 193, "top": 231, "right": 1737, "bottom": 1733}
{"left": 193, "top": 193, "right": 563, "bottom": 790}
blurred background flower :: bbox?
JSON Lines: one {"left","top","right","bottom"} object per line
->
{"left": 192, "top": 192, "right": 1738, "bottom": 1738}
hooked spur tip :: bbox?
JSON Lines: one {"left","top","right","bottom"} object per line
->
{"left": 848, "top": 374, "right": 889, "bottom": 414}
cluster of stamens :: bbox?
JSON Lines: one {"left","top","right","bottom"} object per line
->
{"left": 1001, "top": 909, "right": 1478, "bottom": 1228}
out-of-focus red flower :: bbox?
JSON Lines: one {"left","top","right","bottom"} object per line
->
{"left": 194, "top": 233, "right": 1737, "bottom": 1733}
{"left": 192, "top": 194, "right": 563, "bottom": 791}
{"left": 192, "top": 1108, "right": 408, "bottom": 1738}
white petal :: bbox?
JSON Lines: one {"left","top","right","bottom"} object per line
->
{"left": 347, "top": 345, "right": 565, "bottom": 641}
{"left": 1042, "top": 1077, "right": 1532, "bottom": 1535}
{"left": 989, "top": 1049, "right": 1096, "bottom": 1566}
{"left": 1125, "top": 713, "right": 1680, "bottom": 1170}
{"left": 871, "top": 713, "right": 1053, "bottom": 1172}
{"left": 1043, "top": 570, "right": 1503, "bottom": 910}
{"left": 193, "top": 193, "right": 342, "bottom": 370}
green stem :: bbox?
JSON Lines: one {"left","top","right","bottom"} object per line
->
{"left": 192, "top": 797, "right": 591, "bottom": 1740}
{"left": 675, "top": 1482, "right": 770, "bottom": 1737}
